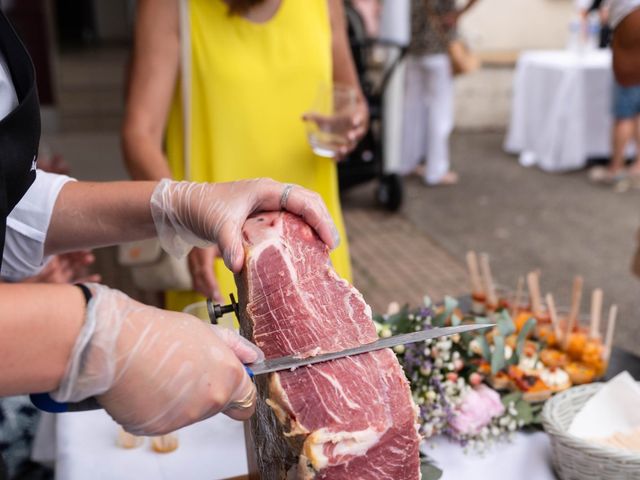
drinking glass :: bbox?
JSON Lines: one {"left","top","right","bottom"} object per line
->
{"left": 304, "top": 83, "right": 357, "bottom": 158}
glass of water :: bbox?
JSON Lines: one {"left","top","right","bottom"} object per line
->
{"left": 304, "top": 83, "right": 357, "bottom": 158}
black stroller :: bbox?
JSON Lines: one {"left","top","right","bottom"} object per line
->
{"left": 339, "top": 3, "right": 408, "bottom": 211}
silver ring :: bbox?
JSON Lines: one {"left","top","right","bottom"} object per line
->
{"left": 280, "top": 184, "right": 294, "bottom": 210}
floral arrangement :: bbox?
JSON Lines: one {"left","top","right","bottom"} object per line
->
{"left": 374, "top": 296, "right": 542, "bottom": 472}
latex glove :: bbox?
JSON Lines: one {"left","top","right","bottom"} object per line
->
{"left": 188, "top": 246, "right": 222, "bottom": 302}
{"left": 150, "top": 178, "right": 340, "bottom": 273}
{"left": 52, "top": 284, "right": 263, "bottom": 435}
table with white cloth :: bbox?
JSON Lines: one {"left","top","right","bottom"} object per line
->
{"left": 35, "top": 409, "right": 557, "bottom": 479}
{"left": 504, "top": 49, "right": 615, "bottom": 172}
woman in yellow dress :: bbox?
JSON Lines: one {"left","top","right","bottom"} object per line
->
{"left": 122, "top": 0, "right": 367, "bottom": 312}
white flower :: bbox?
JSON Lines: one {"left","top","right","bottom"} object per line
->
{"left": 447, "top": 362, "right": 455, "bottom": 371}
{"left": 393, "top": 344, "right": 405, "bottom": 354}
{"left": 420, "top": 366, "right": 431, "bottom": 376}
{"left": 380, "top": 327, "right": 392, "bottom": 338}
{"left": 426, "top": 390, "right": 437, "bottom": 402}
{"left": 491, "top": 426, "right": 500, "bottom": 437}
{"left": 439, "top": 340, "right": 452, "bottom": 351}
{"left": 452, "top": 351, "right": 461, "bottom": 360}
{"left": 508, "top": 420, "right": 517, "bottom": 432}
{"left": 434, "top": 358, "right": 443, "bottom": 368}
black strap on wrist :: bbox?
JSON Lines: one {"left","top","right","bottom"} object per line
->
{"left": 74, "top": 283, "right": 93, "bottom": 305}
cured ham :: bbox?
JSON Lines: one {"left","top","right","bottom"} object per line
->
{"left": 236, "top": 212, "right": 421, "bottom": 480}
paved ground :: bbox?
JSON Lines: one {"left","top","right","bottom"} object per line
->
{"left": 380, "top": 132, "right": 640, "bottom": 354}
{"left": 45, "top": 48, "right": 639, "bottom": 356}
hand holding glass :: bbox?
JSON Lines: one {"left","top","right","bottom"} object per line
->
{"left": 304, "top": 84, "right": 358, "bottom": 159}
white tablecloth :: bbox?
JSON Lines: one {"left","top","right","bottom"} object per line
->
{"left": 504, "top": 50, "right": 614, "bottom": 172}
{"left": 427, "top": 432, "right": 557, "bottom": 480}
{"left": 37, "top": 409, "right": 558, "bottom": 479}
{"left": 46, "top": 411, "right": 248, "bottom": 480}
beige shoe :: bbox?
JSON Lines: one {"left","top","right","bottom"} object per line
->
{"left": 426, "top": 171, "right": 459, "bottom": 186}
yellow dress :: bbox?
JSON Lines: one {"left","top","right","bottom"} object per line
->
{"left": 165, "top": 0, "right": 352, "bottom": 312}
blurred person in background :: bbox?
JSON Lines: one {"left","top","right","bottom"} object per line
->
{"left": 122, "top": 0, "right": 368, "bottom": 312}
{"left": 590, "top": 0, "right": 640, "bottom": 188}
{"left": 401, "top": 0, "right": 478, "bottom": 187}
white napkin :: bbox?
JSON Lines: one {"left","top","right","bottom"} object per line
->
{"left": 568, "top": 371, "right": 640, "bottom": 439}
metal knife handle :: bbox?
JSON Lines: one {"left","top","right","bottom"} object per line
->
{"left": 30, "top": 393, "right": 101, "bottom": 413}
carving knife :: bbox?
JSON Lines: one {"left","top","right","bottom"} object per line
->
{"left": 243, "top": 323, "right": 493, "bottom": 377}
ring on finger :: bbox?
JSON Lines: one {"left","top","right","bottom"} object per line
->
{"left": 280, "top": 184, "right": 294, "bottom": 210}
{"left": 226, "top": 386, "right": 257, "bottom": 411}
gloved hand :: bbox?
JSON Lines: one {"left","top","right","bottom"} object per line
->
{"left": 52, "top": 284, "right": 263, "bottom": 435}
{"left": 150, "top": 178, "right": 340, "bottom": 273}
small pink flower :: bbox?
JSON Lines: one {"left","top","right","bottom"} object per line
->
{"left": 446, "top": 372, "right": 458, "bottom": 382}
{"left": 469, "top": 372, "right": 483, "bottom": 386}
{"left": 454, "top": 359, "right": 464, "bottom": 371}
{"left": 450, "top": 385, "right": 505, "bottom": 436}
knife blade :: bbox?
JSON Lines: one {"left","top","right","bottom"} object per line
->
{"left": 245, "top": 323, "right": 493, "bottom": 377}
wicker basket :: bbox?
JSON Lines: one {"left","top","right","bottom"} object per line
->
{"left": 542, "top": 383, "right": 640, "bottom": 480}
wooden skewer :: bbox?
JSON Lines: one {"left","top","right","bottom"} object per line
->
{"left": 604, "top": 304, "right": 617, "bottom": 362}
{"left": 527, "top": 271, "right": 542, "bottom": 316}
{"left": 546, "top": 293, "right": 563, "bottom": 342}
{"left": 511, "top": 276, "right": 524, "bottom": 318}
{"left": 568, "top": 275, "right": 583, "bottom": 328}
{"left": 590, "top": 288, "right": 603, "bottom": 339}
{"left": 466, "top": 251, "right": 484, "bottom": 295}
{"left": 479, "top": 253, "right": 497, "bottom": 307}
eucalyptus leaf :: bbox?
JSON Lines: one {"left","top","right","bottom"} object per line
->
{"left": 515, "top": 398, "right": 534, "bottom": 424}
{"left": 501, "top": 391, "right": 522, "bottom": 407}
{"left": 432, "top": 311, "right": 448, "bottom": 328}
{"left": 497, "top": 310, "right": 516, "bottom": 337}
{"left": 420, "top": 460, "right": 443, "bottom": 480}
{"left": 475, "top": 335, "right": 492, "bottom": 361}
{"left": 514, "top": 317, "right": 537, "bottom": 364}
{"left": 491, "top": 334, "right": 506, "bottom": 375}
{"left": 444, "top": 295, "right": 458, "bottom": 313}
{"left": 451, "top": 313, "right": 461, "bottom": 326}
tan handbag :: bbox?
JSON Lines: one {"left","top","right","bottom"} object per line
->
{"left": 117, "top": 0, "right": 194, "bottom": 292}
{"left": 447, "top": 38, "right": 481, "bottom": 76}
{"left": 424, "top": 0, "right": 481, "bottom": 76}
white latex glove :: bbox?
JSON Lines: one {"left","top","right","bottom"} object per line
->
{"left": 150, "top": 178, "right": 340, "bottom": 273}
{"left": 52, "top": 284, "right": 264, "bottom": 435}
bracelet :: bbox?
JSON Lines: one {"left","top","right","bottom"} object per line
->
{"left": 74, "top": 283, "right": 93, "bottom": 305}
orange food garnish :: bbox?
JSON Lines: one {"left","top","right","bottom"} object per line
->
{"left": 566, "top": 362, "right": 596, "bottom": 385}
{"left": 540, "top": 348, "right": 568, "bottom": 368}
{"left": 566, "top": 332, "right": 587, "bottom": 360}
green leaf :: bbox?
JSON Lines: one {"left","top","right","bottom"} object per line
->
{"left": 451, "top": 313, "right": 461, "bottom": 326}
{"left": 423, "top": 296, "right": 433, "bottom": 308}
{"left": 444, "top": 295, "right": 458, "bottom": 313}
{"left": 501, "top": 391, "right": 522, "bottom": 407}
{"left": 475, "top": 335, "right": 492, "bottom": 361}
{"left": 515, "top": 398, "right": 534, "bottom": 424}
{"left": 420, "top": 460, "right": 443, "bottom": 480}
{"left": 491, "top": 334, "right": 506, "bottom": 375}
{"left": 432, "top": 311, "right": 448, "bottom": 327}
{"left": 514, "top": 317, "right": 537, "bottom": 364}
{"left": 497, "top": 310, "right": 516, "bottom": 337}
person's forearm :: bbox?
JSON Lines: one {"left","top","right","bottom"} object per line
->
{"left": 0, "top": 284, "right": 85, "bottom": 395}
{"left": 44, "top": 181, "right": 159, "bottom": 255}
{"left": 122, "top": 129, "right": 173, "bottom": 181}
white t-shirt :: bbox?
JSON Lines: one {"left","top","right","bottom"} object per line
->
{"left": 0, "top": 51, "right": 75, "bottom": 280}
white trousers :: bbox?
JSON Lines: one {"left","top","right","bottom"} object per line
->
{"left": 401, "top": 53, "right": 454, "bottom": 184}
